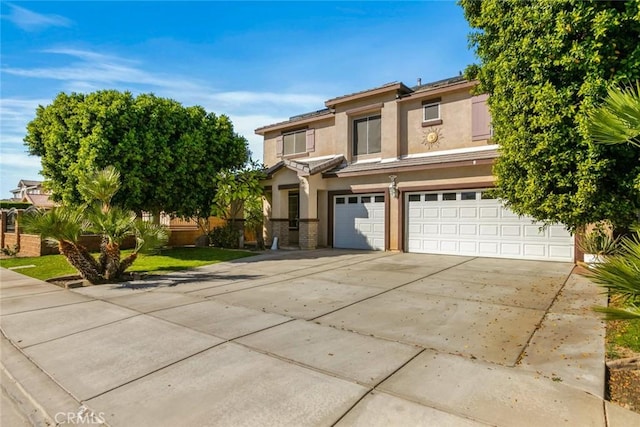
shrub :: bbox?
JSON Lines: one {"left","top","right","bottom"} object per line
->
{"left": 209, "top": 224, "right": 241, "bottom": 249}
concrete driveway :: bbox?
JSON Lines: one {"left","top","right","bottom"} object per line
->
{"left": 1, "top": 249, "right": 638, "bottom": 426}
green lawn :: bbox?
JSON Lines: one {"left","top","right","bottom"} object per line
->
{"left": 0, "top": 247, "right": 256, "bottom": 281}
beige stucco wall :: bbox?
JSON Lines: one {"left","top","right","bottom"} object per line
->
{"left": 401, "top": 88, "right": 489, "bottom": 157}
{"left": 262, "top": 117, "right": 336, "bottom": 167}
{"left": 258, "top": 81, "right": 495, "bottom": 250}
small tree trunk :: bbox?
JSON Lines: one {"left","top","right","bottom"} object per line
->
{"left": 103, "top": 242, "right": 121, "bottom": 280}
{"left": 59, "top": 240, "right": 103, "bottom": 284}
{"left": 118, "top": 252, "right": 138, "bottom": 276}
{"left": 98, "top": 235, "right": 109, "bottom": 274}
{"left": 255, "top": 224, "right": 265, "bottom": 250}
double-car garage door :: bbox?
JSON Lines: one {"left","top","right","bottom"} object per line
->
{"left": 333, "top": 190, "right": 574, "bottom": 261}
{"left": 406, "top": 190, "right": 574, "bottom": 261}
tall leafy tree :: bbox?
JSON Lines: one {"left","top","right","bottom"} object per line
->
{"left": 24, "top": 91, "right": 249, "bottom": 219}
{"left": 460, "top": 0, "right": 640, "bottom": 231}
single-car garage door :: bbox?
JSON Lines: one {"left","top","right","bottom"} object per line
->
{"left": 334, "top": 194, "right": 385, "bottom": 250}
{"left": 406, "top": 190, "right": 574, "bottom": 262}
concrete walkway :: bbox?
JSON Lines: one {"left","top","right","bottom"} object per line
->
{"left": 1, "top": 249, "right": 639, "bottom": 426}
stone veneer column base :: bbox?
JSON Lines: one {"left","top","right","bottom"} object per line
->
{"left": 269, "top": 219, "right": 290, "bottom": 248}
{"left": 299, "top": 220, "right": 318, "bottom": 250}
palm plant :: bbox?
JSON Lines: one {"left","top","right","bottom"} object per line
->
{"left": 589, "top": 81, "right": 640, "bottom": 147}
{"left": 21, "top": 207, "right": 103, "bottom": 283}
{"left": 586, "top": 81, "right": 640, "bottom": 320}
{"left": 586, "top": 231, "right": 640, "bottom": 320}
{"left": 22, "top": 167, "right": 168, "bottom": 284}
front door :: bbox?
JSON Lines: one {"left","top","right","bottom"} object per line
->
{"left": 288, "top": 192, "right": 299, "bottom": 245}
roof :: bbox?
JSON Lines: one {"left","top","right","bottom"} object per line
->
{"left": 323, "top": 148, "right": 499, "bottom": 178}
{"left": 255, "top": 109, "right": 333, "bottom": 135}
{"left": 265, "top": 155, "right": 345, "bottom": 178}
{"left": 256, "top": 75, "right": 471, "bottom": 134}
{"left": 18, "top": 179, "right": 43, "bottom": 187}
{"left": 22, "top": 194, "right": 56, "bottom": 208}
{"left": 324, "top": 82, "right": 412, "bottom": 107}
{"left": 411, "top": 75, "right": 467, "bottom": 92}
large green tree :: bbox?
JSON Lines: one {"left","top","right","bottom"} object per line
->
{"left": 24, "top": 91, "right": 249, "bottom": 220}
{"left": 460, "top": 0, "right": 640, "bottom": 231}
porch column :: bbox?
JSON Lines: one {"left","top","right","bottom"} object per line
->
{"left": 298, "top": 175, "right": 319, "bottom": 249}
{"left": 269, "top": 187, "right": 290, "bottom": 247}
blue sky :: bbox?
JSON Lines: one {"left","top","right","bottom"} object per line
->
{"left": 1, "top": 1, "right": 476, "bottom": 198}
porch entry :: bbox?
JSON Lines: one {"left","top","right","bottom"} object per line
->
{"left": 288, "top": 191, "right": 299, "bottom": 245}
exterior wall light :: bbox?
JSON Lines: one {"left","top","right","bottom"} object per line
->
{"left": 389, "top": 175, "right": 398, "bottom": 198}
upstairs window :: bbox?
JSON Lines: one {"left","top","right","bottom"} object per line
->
{"left": 353, "top": 115, "right": 381, "bottom": 155}
{"left": 283, "top": 129, "right": 307, "bottom": 155}
{"left": 423, "top": 102, "right": 440, "bottom": 122}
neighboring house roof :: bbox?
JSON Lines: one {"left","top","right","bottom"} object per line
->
{"left": 323, "top": 148, "right": 499, "bottom": 178}
{"left": 22, "top": 194, "right": 56, "bottom": 208}
{"left": 266, "top": 155, "right": 345, "bottom": 178}
{"left": 18, "top": 179, "right": 43, "bottom": 187}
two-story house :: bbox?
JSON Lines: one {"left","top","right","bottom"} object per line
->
{"left": 255, "top": 76, "right": 575, "bottom": 262}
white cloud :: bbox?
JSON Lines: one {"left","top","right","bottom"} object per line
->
{"left": 228, "top": 114, "right": 289, "bottom": 162}
{"left": 0, "top": 48, "right": 328, "bottom": 195}
{"left": 3, "top": 3, "right": 72, "bottom": 32}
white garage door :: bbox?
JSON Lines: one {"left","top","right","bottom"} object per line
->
{"left": 334, "top": 194, "right": 385, "bottom": 250}
{"left": 406, "top": 190, "right": 574, "bottom": 262}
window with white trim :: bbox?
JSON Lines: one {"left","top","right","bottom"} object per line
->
{"left": 353, "top": 115, "right": 381, "bottom": 155}
{"left": 283, "top": 129, "right": 306, "bottom": 155}
{"left": 423, "top": 102, "right": 440, "bottom": 122}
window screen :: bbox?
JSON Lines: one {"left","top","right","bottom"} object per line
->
{"left": 423, "top": 103, "right": 440, "bottom": 122}
{"left": 353, "top": 115, "right": 381, "bottom": 155}
{"left": 283, "top": 130, "right": 306, "bottom": 155}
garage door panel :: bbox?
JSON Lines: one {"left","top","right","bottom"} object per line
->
{"left": 460, "top": 207, "right": 477, "bottom": 218}
{"left": 408, "top": 208, "right": 422, "bottom": 218}
{"left": 423, "top": 224, "right": 438, "bottom": 234}
{"left": 441, "top": 208, "right": 458, "bottom": 218}
{"left": 408, "top": 224, "right": 421, "bottom": 233}
{"left": 524, "top": 245, "right": 545, "bottom": 257}
{"left": 459, "top": 224, "right": 477, "bottom": 235}
{"left": 406, "top": 191, "right": 574, "bottom": 262}
{"left": 549, "top": 225, "right": 570, "bottom": 238}
{"left": 480, "top": 225, "right": 499, "bottom": 236}
{"left": 459, "top": 241, "right": 477, "bottom": 253}
{"left": 524, "top": 225, "right": 545, "bottom": 238}
{"left": 372, "top": 209, "right": 385, "bottom": 220}
{"left": 479, "top": 242, "right": 499, "bottom": 255}
{"left": 550, "top": 246, "right": 572, "bottom": 258}
{"left": 334, "top": 194, "right": 385, "bottom": 251}
{"left": 500, "top": 243, "right": 522, "bottom": 256}
{"left": 501, "top": 209, "right": 520, "bottom": 219}
{"left": 501, "top": 225, "right": 521, "bottom": 237}
{"left": 441, "top": 224, "right": 457, "bottom": 235}
{"left": 423, "top": 208, "right": 439, "bottom": 218}
{"left": 480, "top": 207, "right": 499, "bottom": 218}
{"left": 441, "top": 241, "right": 458, "bottom": 252}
